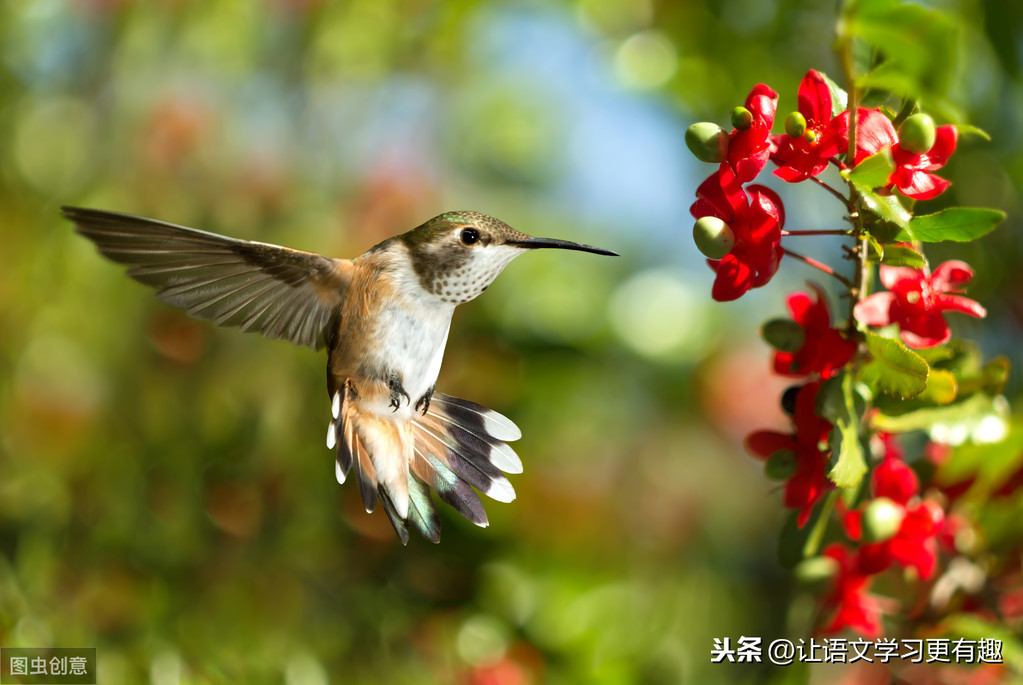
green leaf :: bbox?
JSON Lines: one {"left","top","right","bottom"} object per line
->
{"left": 866, "top": 235, "right": 884, "bottom": 261}
{"left": 842, "top": 149, "right": 895, "bottom": 190}
{"left": 876, "top": 344, "right": 1007, "bottom": 417}
{"left": 916, "top": 368, "right": 958, "bottom": 405}
{"left": 878, "top": 244, "right": 926, "bottom": 268}
{"left": 873, "top": 392, "right": 1009, "bottom": 445}
{"left": 930, "top": 339, "right": 983, "bottom": 376}
{"left": 981, "top": 357, "right": 1011, "bottom": 396}
{"left": 955, "top": 123, "right": 991, "bottom": 141}
{"left": 940, "top": 614, "right": 1023, "bottom": 672}
{"left": 916, "top": 344, "right": 957, "bottom": 366}
{"left": 858, "top": 188, "right": 911, "bottom": 229}
{"left": 937, "top": 417, "right": 1023, "bottom": 492}
{"left": 859, "top": 331, "right": 929, "bottom": 399}
{"left": 778, "top": 493, "right": 835, "bottom": 568}
{"left": 865, "top": 216, "right": 907, "bottom": 243}
{"left": 847, "top": 0, "right": 959, "bottom": 103}
{"left": 820, "top": 373, "right": 868, "bottom": 489}
{"left": 894, "top": 207, "right": 1006, "bottom": 243}
{"left": 872, "top": 367, "right": 957, "bottom": 416}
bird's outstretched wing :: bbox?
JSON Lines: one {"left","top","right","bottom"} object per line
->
{"left": 64, "top": 206, "right": 354, "bottom": 350}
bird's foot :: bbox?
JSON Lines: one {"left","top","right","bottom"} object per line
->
{"left": 415, "top": 385, "right": 435, "bottom": 416}
{"left": 388, "top": 374, "right": 410, "bottom": 412}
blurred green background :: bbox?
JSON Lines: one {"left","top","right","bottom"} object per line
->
{"left": 1, "top": 1, "right": 1020, "bottom": 683}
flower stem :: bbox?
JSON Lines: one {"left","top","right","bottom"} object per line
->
{"left": 782, "top": 229, "right": 853, "bottom": 237}
{"left": 810, "top": 176, "right": 850, "bottom": 204}
{"left": 783, "top": 247, "right": 854, "bottom": 288}
{"left": 838, "top": 13, "right": 867, "bottom": 335}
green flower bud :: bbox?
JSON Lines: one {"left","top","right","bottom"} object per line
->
{"left": 899, "top": 113, "right": 937, "bottom": 154}
{"left": 794, "top": 556, "right": 840, "bottom": 593}
{"left": 692, "top": 216, "right": 735, "bottom": 259}
{"left": 731, "top": 106, "right": 753, "bottom": 131}
{"left": 764, "top": 449, "right": 798, "bottom": 481}
{"left": 862, "top": 497, "right": 905, "bottom": 543}
{"left": 804, "top": 129, "right": 818, "bottom": 144}
{"left": 785, "top": 111, "right": 807, "bottom": 138}
{"left": 761, "top": 318, "right": 806, "bottom": 353}
{"left": 685, "top": 122, "right": 729, "bottom": 164}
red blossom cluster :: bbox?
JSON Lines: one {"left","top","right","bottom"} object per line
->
{"left": 689, "top": 69, "right": 960, "bottom": 303}
{"left": 773, "top": 284, "right": 856, "bottom": 377}
{"left": 685, "top": 68, "right": 1011, "bottom": 643}
{"left": 855, "top": 261, "right": 986, "bottom": 348}
{"left": 747, "top": 382, "right": 834, "bottom": 527}
{"left": 822, "top": 436, "right": 952, "bottom": 636}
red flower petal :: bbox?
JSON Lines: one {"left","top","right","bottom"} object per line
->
{"left": 889, "top": 125, "right": 957, "bottom": 199}
{"left": 898, "top": 311, "right": 951, "bottom": 348}
{"left": 745, "top": 430, "right": 794, "bottom": 459}
{"left": 798, "top": 70, "right": 833, "bottom": 124}
{"left": 901, "top": 500, "right": 944, "bottom": 537}
{"left": 811, "top": 329, "right": 857, "bottom": 378}
{"left": 926, "top": 125, "right": 958, "bottom": 167}
{"left": 771, "top": 151, "right": 819, "bottom": 182}
{"left": 889, "top": 524, "right": 939, "bottom": 580}
{"left": 873, "top": 458, "right": 918, "bottom": 504}
{"left": 775, "top": 285, "right": 854, "bottom": 378}
{"left": 894, "top": 125, "right": 958, "bottom": 171}
{"left": 844, "top": 508, "right": 864, "bottom": 540}
{"left": 856, "top": 542, "right": 894, "bottom": 575}
{"left": 935, "top": 294, "right": 987, "bottom": 319}
{"left": 748, "top": 184, "right": 786, "bottom": 228}
{"left": 851, "top": 108, "right": 899, "bottom": 164}
{"left": 710, "top": 254, "right": 754, "bottom": 302}
{"left": 820, "top": 545, "right": 884, "bottom": 637}
{"left": 879, "top": 265, "right": 921, "bottom": 290}
{"left": 853, "top": 292, "right": 895, "bottom": 327}
{"left": 931, "top": 260, "right": 974, "bottom": 291}
{"left": 891, "top": 168, "right": 951, "bottom": 200}
{"left": 692, "top": 170, "right": 743, "bottom": 220}
{"left": 786, "top": 290, "right": 815, "bottom": 322}
{"left": 726, "top": 84, "right": 779, "bottom": 183}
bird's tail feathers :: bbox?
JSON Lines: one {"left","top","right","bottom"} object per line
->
{"left": 326, "top": 388, "right": 522, "bottom": 544}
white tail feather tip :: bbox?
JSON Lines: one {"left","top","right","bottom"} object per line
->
{"left": 394, "top": 491, "right": 409, "bottom": 520}
{"left": 490, "top": 442, "right": 523, "bottom": 474}
{"left": 331, "top": 391, "right": 341, "bottom": 419}
{"left": 485, "top": 476, "right": 516, "bottom": 503}
{"left": 326, "top": 421, "right": 336, "bottom": 450}
{"left": 483, "top": 410, "right": 522, "bottom": 442}
{"left": 335, "top": 460, "right": 346, "bottom": 484}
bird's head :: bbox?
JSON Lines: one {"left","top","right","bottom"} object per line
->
{"left": 395, "top": 211, "right": 617, "bottom": 305}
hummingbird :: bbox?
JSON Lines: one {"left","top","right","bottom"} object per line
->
{"left": 63, "top": 206, "right": 617, "bottom": 544}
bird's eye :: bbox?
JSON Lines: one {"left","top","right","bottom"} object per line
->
{"left": 459, "top": 227, "right": 481, "bottom": 245}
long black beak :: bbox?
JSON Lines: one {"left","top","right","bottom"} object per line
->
{"left": 507, "top": 237, "right": 618, "bottom": 256}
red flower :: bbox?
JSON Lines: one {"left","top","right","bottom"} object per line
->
{"left": 746, "top": 382, "right": 833, "bottom": 526}
{"left": 770, "top": 70, "right": 847, "bottom": 182}
{"left": 837, "top": 107, "right": 900, "bottom": 166}
{"left": 854, "top": 261, "right": 987, "bottom": 348}
{"left": 725, "top": 83, "right": 779, "bottom": 183}
{"left": 691, "top": 168, "right": 785, "bottom": 301}
{"left": 774, "top": 284, "right": 857, "bottom": 378}
{"left": 873, "top": 452, "right": 918, "bottom": 501}
{"left": 844, "top": 457, "right": 945, "bottom": 580}
{"left": 819, "top": 544, "right": 884, "bottom": 637}
{"left": 889, "top": 124, "right": 957, "bottom": 200}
